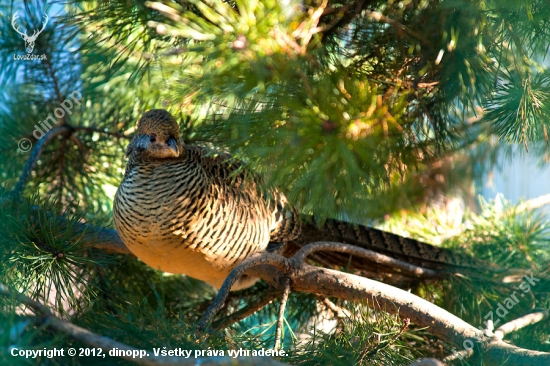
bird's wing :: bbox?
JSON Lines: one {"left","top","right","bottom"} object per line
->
{"left": 184, "top": 145, "right": 249, "bottom": 186}
{"left": 186, "top": 145, "right": 301, "bottom": 243}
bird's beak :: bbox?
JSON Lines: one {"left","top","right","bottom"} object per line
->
{"left": 166, "top": 138, "right": 180, "bottom": 157}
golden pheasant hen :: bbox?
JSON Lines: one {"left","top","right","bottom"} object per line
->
{"left": 113, "top": 109, "right": 489, "bottom": 290}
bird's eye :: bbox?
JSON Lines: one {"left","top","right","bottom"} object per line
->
{"left": 149, "top": 134, "right": 157, "bottom": 143}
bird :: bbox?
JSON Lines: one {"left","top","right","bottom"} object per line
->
{"left": 113, "top": 109, "right": 490, "bottom": 291}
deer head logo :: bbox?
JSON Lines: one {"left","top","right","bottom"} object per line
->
{"left": 11, "top": 11, "right": 49, "bottom": 54}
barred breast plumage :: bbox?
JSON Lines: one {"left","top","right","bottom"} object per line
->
{"left": 113, "top": 110, "right": 300, "bottom": 290}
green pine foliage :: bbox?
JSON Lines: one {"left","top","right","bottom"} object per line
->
{"left": 2, "top": 0, "right": 550, "bottom": 365}
{"left": 380, "top": 195, "right": 550, "bottom": 355}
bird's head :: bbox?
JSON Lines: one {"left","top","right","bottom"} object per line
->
{"left": 126, "top": 109, "right": 183, "bottom": 162}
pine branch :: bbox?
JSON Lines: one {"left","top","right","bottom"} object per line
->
{"left": 80, "top": 225, "right": 132, "bottom": 255}
{"left": 0, "top": 283, "right": 290, "bottom": 366}
{"left": 363, "top": 10, "right": 431, "bottom": 46}
{"left": 359, "top": 317, "right": 410, "bottom": 361}
{"left": 44, "top": 56, "right": 65, "bottom": 115}
{"left": 194, "top": 241, "right": 550, "bottom": 366}
{"left": 515, "top": 194, "right": 550, "bottom": 212}
{"left": 319, "top": 0, "right": 368, "bottom": 40}
{"left": 6, "top": 122, "right": 130, "bottom": 203}
{"left": 212, "top": 289, "right": 280, "bottom": 331}
{"left": 494, "top": 309, "right": 549, "bottom": 339}
{"left": 5, "top": 209, "right": 549, "bottom": 364}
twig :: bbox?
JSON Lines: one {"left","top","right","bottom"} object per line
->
{"left": 315, "top": 296, "right": 349, "bottom": 333}
{"left": 516, "top": 194, "right": 550, "bottom": 212}
{"left": 274, "top": 277, "right": 291, "bottom": 351}
{"left": 505, "top": 21, "right": 530, "bottom": 78}
{"left": 364, "top": 10, "right": 432, "bottom": 46}
{"left": 319, "top": 0, "right": 366, "bottom": 40}
{"left": 294, "top": 0, "right": 328, "bottom": 54}
{"left": 318, "top": 296, "right": 350, "bottom": 320}
{"left": 43, "top": 56, "right": 65, "bottom": 114}
{"left": 55, "top": 136, "right": 67, "bottom": 192}
{"left": 294, "top": 241, "right": 441, "bottom": 279}
{"left": 11, "top": 126, "right": 73, "bottom": 198}
{"left": 292, "top": 0, "right": 328, "bottom": 39}
{"left": 212, "top": 289, "right": 280, "bottom": 330}
{"left": 0, "top": 283, "right": 289, "bottom": 366}
{"left": 494, "top": 309, "right": 549, "bottom": 340}
{"left": 308, "top": 3, "right": 351, "bottom": 36}
{"left": 359, "top": 318, "right": 410, "bottom": 361}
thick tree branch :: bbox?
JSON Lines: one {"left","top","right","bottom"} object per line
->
{"left": 83, "top": 225, "right": 133, "bottom": 255}
{"left": 494, "top": 309, "right": 549, "bottom": 339}
{"left": 276, "top": 264, "right": 480, "bottom": 346}
{"left": 195, "top": 241, "right": 550, "bottom": 366}
{"left": 442, "top": 347, "right": 473, "bottom": 363}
